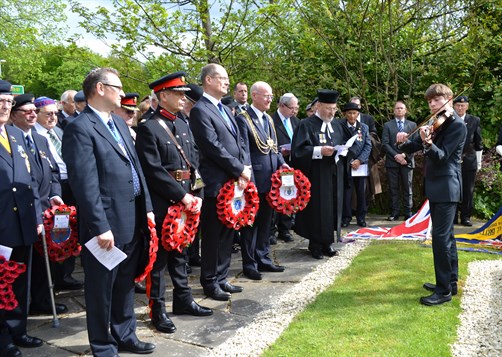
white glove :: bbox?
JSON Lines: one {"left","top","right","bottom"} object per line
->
{"left": 476, "top": 150, "right": 482, "bottom": 170}
{"left": 496, "top": 145, "right": 502, "bottom": 157}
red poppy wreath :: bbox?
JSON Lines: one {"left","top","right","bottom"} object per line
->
{"left": 161, "top": 200, "right": 201, "bottom": 253}
{"left": 0, "top": 255, "right": 26, "bottom": 311}
{"left": 135, "top": 219, "right": 159, "bottom": 283}
{"left": 216, "top": 180, "right": 260, "bottom": 230}
{"left": 37, "top": 205, "right": 80, "bottom": 262}
{"left": 267, "top": 168, "right": 311, "bottom": 215}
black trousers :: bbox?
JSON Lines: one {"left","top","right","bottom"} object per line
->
{"left": 386, "top": 166, "right": 413, "bottom": 216}
{"left": 343, "top": 176, "right": 367, "bottom": 222}
{"left": 459, "top": 169, "right": 476, "bottom": 220}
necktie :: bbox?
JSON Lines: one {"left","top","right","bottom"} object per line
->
{"left": 47, "top": 129, "right": 62, "bottom": 156}
{"left": 350, "top": 125, "right": 356, "bottom": 134}
{"left": 107, "top": 119, "right": 141, "bottom": 197}
{"left": 397, "top": 120, "right": 404, "bottom": 132}
{"left": 0, "top": 127, "right": 11, "bottom": 155}
{"left": 217, "top": 102, "right": 235, "bottom": 134}
{"left": 25, "top": 135, "right": 35, "bottom": 155}
{"left": 262, "top": 114, "right": 269, "bottom": 134}
{"left": 283, "top": 118, "right": 293, "bottom": 140}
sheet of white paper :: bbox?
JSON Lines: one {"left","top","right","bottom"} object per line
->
{"left": 281, "top": 173, "right": 295, "bottom": 186}
{"left": 234, "top": 185, "right": 244, "bottom": 198}
{"left": 334, "top": 134, "right": 358, "bottom": 163}
{"left": 0, "top": 245, "right": 13, "bottom": 260}
{"left": 351, "top": 164, "right": 369, "bottom": 177}
{"left": 54, "top": 214, "right": 70, "bottom": 229}
{"left": 84, "top": 237, "right": 127, "bottom": 271}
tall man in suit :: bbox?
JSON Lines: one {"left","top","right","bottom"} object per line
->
{"left": 136, "top": 72, "right": 212, "bottom": 334}
{"left": 0, "top": 80, "right": 44, "bottom": 357}
{"left": 271, "top": 93, "right": 300, "bottom": 243}
{"left": 398, "top": 84, "right": 466, "bottom": 306}
{"left": 453, "top": 96, "right": 483, "bottom": 226}
{"left": 236, "top": 82, "right": 288, "bottom": 281}
{"left": 63, "top": 68, "right": 156, "bottom": 356}
{"left": 190, "top": 63, "right": 251, "bottom": 301}
{"left": 381, "top": 101, "right": 417, "bottom": 220}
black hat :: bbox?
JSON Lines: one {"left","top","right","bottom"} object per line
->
{"left": 0, "top": 80, "right": 12, "bottom": 94}
{"left": 317, "top": 90, "right": 339, "bottom": 104}
{"left": 121, "top": 93, "right": 140, "bottom": 111}
{"left": 185, "top": 84, "right": 203, "bottom": 103}
{"left": 342, "top": 102, "right": 361, "bottom": 112}
{"left": 149, "top": 71, "right": 190, "bottom": 92}
{"left": 453, "top": 95, "right": 469, "bottom": 104}
{"left": 221, "top": 95, "right": 239, "bottom": 109}
{"left": 12, "top": 93, "right": 35, "bottom": 110}
{"left": 74, "top": 90, "right": 86, "bottom": 102}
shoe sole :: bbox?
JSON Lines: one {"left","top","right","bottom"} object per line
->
{"left": 420, "top": 297, "right": 452, "bottom": 306}
{"left": 423, "top": 284, "right": 457, "bottom": 296}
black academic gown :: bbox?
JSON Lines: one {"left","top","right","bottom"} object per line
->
{"left": 291, "top": 115, "right": 345, "bottom": 249}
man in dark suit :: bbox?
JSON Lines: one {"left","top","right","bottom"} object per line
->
{"left": 382, "top": 101, "right": 417, "bottom": 220}
{"left": 233, "top": 82, "right": 249, "bottom": 112}
{"left": 0, "top": 80, "right": 44, "bottom": 357}
{"left": 63, "top": 67, "right": 156, "bottom": 356}
{"left": 340, "top": 103, "right": 372, "bottom": 227}
{"left": 56, "top": 90, "right": 76, "bottom": 129}
{"left": 136, "top": 72, "right": 212, "bottom": 334}
{"left": 236, "top": 82, "right": 288, "bottom": 280}
{"left": 453, "top": 96, "right": 483, "bottom": 226}
{"left": 398, "top": 84, "right": 467, "bottom": 306}
{"left": 190, "top": 63, "right": 251, "bottom": 301}
{"left": 270, "top": 93, "right": 300, "bottom": 243}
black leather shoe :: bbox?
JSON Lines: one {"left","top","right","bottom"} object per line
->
{"left": 135, "top": 282, "right": 146, "bottom": 294}
{"left": 461, "top": 219, "right": 473, "bottom": 226}
{"left": 189, "top": 256, "right": 201, "bottom": 267}
{"left": 341, "top": 220, "right": 350, "bottom": 228}
{"left": 13, "top": 334, "right": 43, "bottom": 348}
{"left": 278, "top": 232, "right": 293, "bottom": 242}
{"left": 323, "top": 246, "right": 339, "bottom": 257}
{"left": 118, "top": 340, "right": 156, "bottom": 354}
{"left": 423, "top": 282, "right": 457, "bottom": 296}
{"left": 420, "top": 292, "right": 452, "bottom": 306}
{"left": 220, "top": 282, "right": 244, "bottom": 293}
{"left": 269, "top": 234, "right": 277, "bottom": 245}
{"left": 0, "top": 343, "right": 22, "bottom": 357}
{"left": 204, "top": 287, "right": 231, "bottom": 301}
{"left": 173, "top": 300, "right": 213, "bottom": 316}
{"left": 30, "top": 303, "right": 68, "bottom": 315}
{"left": 387, "top": 215, "right": 399, "bottom": 221}
{"left": 357, "top": 220, "right": 367, "bottom": 227}
{"left": 243, "top": 269, "right": 262, "bottom": 280}
{"left": 55, "top": 276, "right": 83, "bottom": 291}
{"left": 311, "top": 250, "right": 324, "bottom": 260}
{"left": 151, "top": 313, "right": 176, "bottom": 333}
{"left": 258, "top": 264, "right": 285, "bottom": 272}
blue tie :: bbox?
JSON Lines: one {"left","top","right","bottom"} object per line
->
{"left": 283, "top": 118, "right": 293, "bottom": 140}
{"left": 217, "top": 102, "right": 235, "bottom": 134}
{"left": 107, "top": 119, "right": 141, "bottom": 197}
{"left": 397, "top": 120, "right": 404, "bottom": 132}
{"left": 25, "top": 135, "right": 35, "bottom": 155}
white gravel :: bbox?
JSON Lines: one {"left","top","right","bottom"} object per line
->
{"left": 451, "top": 260, "right": 502, "bottom": 357}
{"left": 208, "top": 240, "right": 369, "bottom": 357}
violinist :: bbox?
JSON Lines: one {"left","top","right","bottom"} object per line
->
{"left": 396, "top": 84, "right": 467, "bottom": 306}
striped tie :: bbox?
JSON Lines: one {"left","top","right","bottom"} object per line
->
{"left": 0, "top": 127, "right": 11, "bottom": 154}
{"left": 48, "top": 130, "right": 62, "bottom": 156}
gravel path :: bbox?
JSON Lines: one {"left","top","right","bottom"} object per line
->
{"left": 451, "top": 260, "right": 502, "bottom": 357}
{"left": 209, "top": 240, "right": 369, "bottom": 357}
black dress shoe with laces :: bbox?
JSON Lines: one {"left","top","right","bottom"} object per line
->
{"left": 173, "top": 301, "right": 213, "bottom": 316}
{"left": 220, "top": 282, "right": 244, "bottom": 293}
{"left": 269, "top": 234, "right": 277, "bottom": 245}
{"left": 0, "top": 343, "right": 22, "bottom": 357}
{"left": 118, "top": 340, "right": 156, "bottom": 354}
{"left": 30, "top": 303, "right": 68, "bottom": 315}
{"left": 461, "top": 219, "right": 473, "bottom": 226}
{"left": 310, "top": 250, "right": 324, "bottom": 260}
{"left": 243, "top": 269, "right": 262, "bottom": 280}
{"left": 420, "top": 292, "right": 452, "bottom": 306}
{"left": 423, "top": 282, "right": 457, "bottom": 296}
{"left": 258, "top": 264, "right": 285, "bottom": 272}
{"left": 323, "top": 246, "right": 339, "bottom": 257}
{"left": 13, "top": 334, "right": 43, "bottom": 348}
{"left": 204, "top": 286, "right": 232, "bottom": 301}
{"left": 387, "top": 215, "right": 399, "bottom": 221}
{"left": 151, "top": 312, "right": 176, "bottom": 333}
{"left": 357, "top": 220, "right": 367, "bottom": 227}
{"left": 278, "top": 232, "right": 294, "bottom": 242}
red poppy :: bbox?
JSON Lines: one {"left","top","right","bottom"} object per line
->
{"left": 217, "top": 180, "right": 260, "bottom": 230}
{"left": 266, "top": 168, "right": 311, "bottom": 215}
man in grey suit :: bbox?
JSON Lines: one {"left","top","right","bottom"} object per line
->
{"left": 63, "top": 68, "right": 156, "bottom": 356}
{"left": 382, "top": 101, "right": 417, "bottom": 220}
{"left": 190, "top": 63, "right": 251, "bottom": 301}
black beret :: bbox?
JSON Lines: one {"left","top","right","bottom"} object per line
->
{"left": 12, "top": 93, "right": 35, "bottom": 110}
{"left": 453, "top": 95, "right": 469, "bottom": 104}
{"left": 149, "top": 71, "right": 190, "bottom": 92}
{"left": 74, "top": 90, "right": 86, "bottom": 102}
{"left": 185, "top": 84, "right": 203, "bottom": 103}
{"left": 0, "top": 80, "right": 12, "bottom": 94}
{"left": 342, "top": 102, "right": 361, "bottom": 112}
{"left": 317, "top": 90, "right": 339, "bottom": 104}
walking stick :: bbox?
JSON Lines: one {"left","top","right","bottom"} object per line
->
{"left": 39, "top": 228, "right": 60, "bottom": 327}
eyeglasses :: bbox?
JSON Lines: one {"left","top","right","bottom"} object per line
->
{"left": 211, "top": 75, "right": 229, "bottom": 81}
{"left": 14, "top": 108, "right": 36, "bottom": 115}
{"left": 257, "top": 93, "right": 274, "bottom": 100}
{"left": 285, "top": 104, "right": 299, "bottom": 111}
{"left": 102, "top": 83, "right": 123, "bottom": 91}
{"left": 0, "top": 99, "right": 16, "bottom": 106}
{"left": 39, "top": 111, "right": 58, "bottom": 117}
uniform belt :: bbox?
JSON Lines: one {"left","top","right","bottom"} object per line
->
{"left": 168, "top": 170, "right": 191, "bottom": 181}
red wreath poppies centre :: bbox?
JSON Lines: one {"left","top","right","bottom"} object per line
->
{"left": 161, "top": 200, "right": 201, "bottom": 253}
{"left": 267, "top": 168, "right": 311, "bottom": 215}
{"left": 216, "top": 180, "right": 260, "bottom": 230}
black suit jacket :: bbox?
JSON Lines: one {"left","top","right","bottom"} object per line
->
{"left": 381, "top": 118, "right": 417, "bottom": 169}
{"left": 0, "top": 126, "right": 42, "bottom": 247}
{"left": 189, "top": 96, "right": 249, "bottom": 197}
{"left": 62, "top": 106, "right": 152, "bottom": 246}
{"left": 460, "top": 114, "right": 482, "bottom": 171}
{"left": 272, "top": 111, "right": 300, "bottom": 146}
{"left": 360, "top": 113, "right": 377, "bottom": 136}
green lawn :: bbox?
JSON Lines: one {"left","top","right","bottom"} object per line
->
{"left": 264, "top": 242, "right": 502, "bottom": 357}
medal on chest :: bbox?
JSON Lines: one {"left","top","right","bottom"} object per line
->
{"left": 319, "top": 133, "right": 327, "bottom": 144}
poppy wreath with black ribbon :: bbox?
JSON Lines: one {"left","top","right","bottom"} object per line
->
{"left": 37, "top": 205, "right": 80, "bottom": 262}
{"left": 135, "top": 219, "right": 159, "bottom": 283}
{"left": 266, "top": 168, "right": 311, "bottom": 215}
{"left": 216, "top": 180, "right": 260, "bottom": 230}
{"left": 0, "top": 255, "right": 26, "bottom": 311}
{"left": 161, "top": 201, "right": 201, "bottom": 253}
